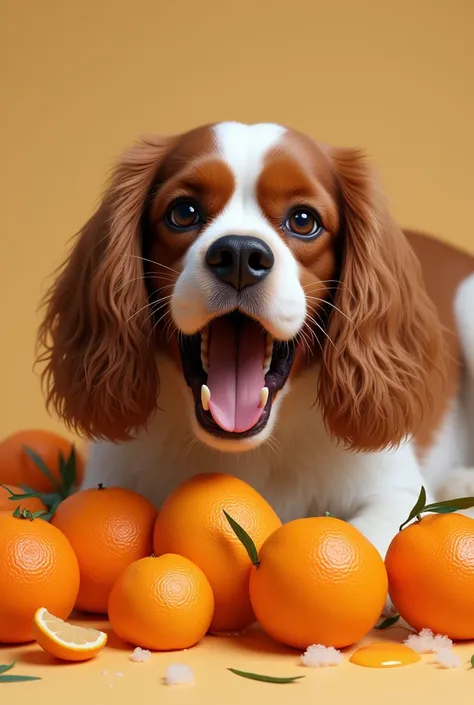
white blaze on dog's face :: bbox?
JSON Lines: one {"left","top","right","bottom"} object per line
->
{"left": 171, "top": 124, "right": 306, "bottom": 339}
{"left": 144, "top": 122, "right": 339, "bottom": 450}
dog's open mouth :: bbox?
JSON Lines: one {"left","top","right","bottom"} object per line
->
{"left": 179, "top": 311, "right": 296, "bottom": 438}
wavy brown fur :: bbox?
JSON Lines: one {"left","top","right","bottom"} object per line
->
{"left": 318, "top": 148, "right": 447, "bottom": 452}
{"left": 36, "top": 136, "right": 171, "bottom": 441}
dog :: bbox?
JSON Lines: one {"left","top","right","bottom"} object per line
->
{"left": 36, "top": 121, "right": 474, "bottom": 565}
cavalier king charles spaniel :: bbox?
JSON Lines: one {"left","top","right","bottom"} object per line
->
{"left": 36, "top": 121, "right": 474, "bottom": 567}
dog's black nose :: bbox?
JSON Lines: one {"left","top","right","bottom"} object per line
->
{"left": 205, "top": 236, "right": 274, "bottom": 290}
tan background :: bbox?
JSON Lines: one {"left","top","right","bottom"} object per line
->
{"left": 1, "top": 0, "right": 473, "bottom": 440}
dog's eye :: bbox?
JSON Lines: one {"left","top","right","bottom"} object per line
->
{"left": 285, "top": 208, "right": 323, "bottom": 239}
{"left": 166, "top": 201, "right": 201, "bottom": 230}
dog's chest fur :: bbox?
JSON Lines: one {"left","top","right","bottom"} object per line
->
{"left": 82, "top": 355, "right": 415, "bottom": 524}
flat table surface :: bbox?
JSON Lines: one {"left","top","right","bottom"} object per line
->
{"left": 2, "top": 615, "right": 473, "bottom": 705}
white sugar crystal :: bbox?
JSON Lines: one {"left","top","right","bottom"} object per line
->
{"left": 301, "top": 644, "right": 343, "bottom": 667}
{"left": 433, "top": 648, "right": 462, "bottom": 669}
{"left": 130, "top": 647, "right": 151, "bottom": 662}
{"left": 404, "top": 628, "right": 453, "bottom": 654}
{"left": 165, "top": 664, "right": 195, "bottom": 685}
{"left": 115, "top": 671, "right": 124, "bottom": 677}
{"left": 432, "top": 633, "right": 454, "bottom": 652}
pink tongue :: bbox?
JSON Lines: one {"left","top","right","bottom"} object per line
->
{"left": 207, "top": 317, "right": 266, "bottom": 433}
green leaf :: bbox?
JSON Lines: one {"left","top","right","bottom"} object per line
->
{"left": 223, "top": 510, "right": 259, "bottom": 566}
{"left": 23, "top": 446, "right": 63, "bottom": 495}
{"left": 0, "top": 675, "right": 41, "bottom": 683}
{"left": 1, "top": 485, "right": 44, "bottom": 502}
{"left": 22, "top": 446, "right": 63, "bottom": 495}
{"left": 228, "top": 668, "right": 304, "bottom": 684}
{"left": 399, "top": 486, "right": 427, "bottom": 531}
{"left": 9, "top": 508, "right": 48, "bottom": 521}
{"left": 427, "top": 506, "right": 459, "bottom": 514}
{"left": 423, "top": 497, "right": 474, "bottom": 513}
{"left": 30, "top": 510, "right": 49, "bottom": 519}
{"left": 0, "top": 663, "right": 15, "bottom": 675}
{"left": 376, "top": 615, "right": 400, "bottom": 629}
{"left": 16, "top": 486, "right": 60, "bottom": 508}
{"left": 40, "top": 500, "right": 61, "bottom": 522}
{"left": 470, "top": 654, "right": 474, "bottom": 668}
{"left": 59, "top": 447, "right": 77, "bottom": 496}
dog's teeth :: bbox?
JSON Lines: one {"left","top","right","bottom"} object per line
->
{"left": 259, "top": 387, "right": 269, "bottom": 409}
{"left": 201, "top": 384, "right": 211, "bottom": 411}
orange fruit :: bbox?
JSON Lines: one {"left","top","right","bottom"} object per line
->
{"left": 51, "top": 484, "right": 157, "bottom": 613}
{"left": 0, "top": 429, "right": 85, "bottom": 492}
{"left": 0, "top": 513, "right": 80, "bottom": 643}
{"left": 0, "top": 484, "right": 46, "bottom": 514}
{"left": 33, "top": 607, "right": 107, "bottom": 661}
{"left": 249, "top": 516, "right": 388, "bottom": 649}
{"left": 153, "top": 473, "right": 282, "bottom": 632}
{"left": 108, "top": 554, "right": 214, "bottom": 650}
{"left": 385, "top": 512, "right": 474, "bottom": 639}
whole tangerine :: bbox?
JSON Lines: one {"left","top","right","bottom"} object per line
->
{"left": 249, "top": 516, "right": 388, "bottom": 649}
{"left": 385, "top": 512, "right": 474, "bottom": 639}
{"left": 0, "top": 429, "right": 85, "bottom": 492}
{"left": 0, "top": 484, "right": 47, "bottom": 514}
{"left": 108, "top": 554, "right": 215, "bottom": 651}
{"left": 51, "top": 484, "right": 157, "bottom": 614}
{"left": 153, "top": 473, "right": 282, "bottom": 632}
{"left": 0, "top": 512, "right": 80, "bottom": 643}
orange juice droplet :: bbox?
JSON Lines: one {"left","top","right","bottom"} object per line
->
{"left": 350, "top": 642, "right": 421, "bottom": 668}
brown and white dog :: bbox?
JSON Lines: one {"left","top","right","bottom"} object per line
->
{"left": 37, "top": 122, "right": 474, "bottom": 569}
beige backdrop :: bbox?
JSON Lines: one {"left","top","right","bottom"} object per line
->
{"left": 1, "top": 0, "right": 473, "bottom": 440}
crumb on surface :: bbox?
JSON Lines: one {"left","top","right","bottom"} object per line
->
{"left": 115, "top": 671, "right": 124, "bottom": 677}
{"left": 101, "top": 670, "right": 108, "bottom": 676}
{"left": 130, "top": 647, "right": 151, "bottom": 662}
{"left": 433, "top": 648, "right": 462, "bottom": 669}
{"left": 165, "top": 664, "right": 195, "bottom": 685}
{"left": 404, "top": 628, "right": 453, "bottom": 654}
{"left": 301, "top": 644, "right": 343, "bottom": 667}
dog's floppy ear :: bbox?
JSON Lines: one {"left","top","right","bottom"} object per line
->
{"left": 37, "top": 135, "right": 172, "bottom": 441}
{"left": 318, "top": 148, "right": 447, "bottom": 452}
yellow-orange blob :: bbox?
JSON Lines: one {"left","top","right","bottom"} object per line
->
{"left": 349, "top": 642, "right": 421, "bottom": 668}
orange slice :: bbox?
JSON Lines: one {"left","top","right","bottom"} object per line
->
{"left": 33, "top": 607, "right": 107, "bottom": 661}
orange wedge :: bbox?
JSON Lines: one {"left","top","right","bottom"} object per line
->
{"left": 32, "top": 607, "right": 107, "bottom": 661}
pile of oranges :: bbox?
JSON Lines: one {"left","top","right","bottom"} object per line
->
{"left": 1, "top": 427, "right": 474, "bottom": 663}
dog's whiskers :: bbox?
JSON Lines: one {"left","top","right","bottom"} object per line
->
{"left": 305, "top": 313, "right": 337, "bottom": 349}
{"left": 125, "top": 300, "right": 155, "bottom": 324}
{"left": 265, "top": 434, "right": 282, "bottom": 461}
{"left": 183, "top": 435, "right": 199, "bottom": 461}
{"left": 115, "top": 273, "right": 176, "bottom": 294}
{"left": 306, "top": 296, "right": 354, "bottom": 324}
{"left": 298, "top": 325, "right": 322, "bottom": 357}
{"left": 302, "top": 279, "right": 355, "bottom": 298}
{"left": 141, "top": 295, "right": 175, "bottom": 328}
{"left": 148, "top": 306, "right": 174, "bottom": 344}
{"left": 129, "top": 255, "right": 179, "bottom": 275}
